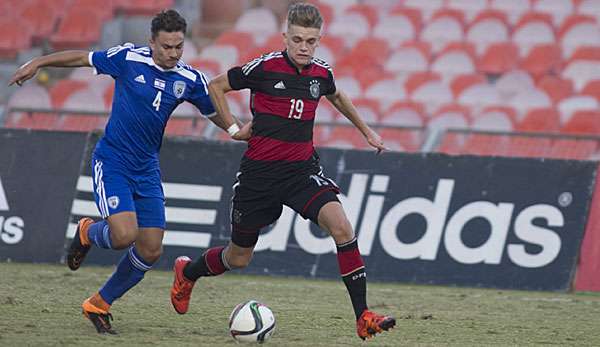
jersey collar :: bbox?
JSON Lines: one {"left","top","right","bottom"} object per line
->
{"left": 282, "top": 50, "right": 313, "bottom": 74}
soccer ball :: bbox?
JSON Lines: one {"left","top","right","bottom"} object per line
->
{"left": 229, "top": 300, "right": 275, "bottom": 343}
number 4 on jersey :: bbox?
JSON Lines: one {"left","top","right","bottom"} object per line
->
{"left": 152, "top": 91, "right": 162, "bottom": 111}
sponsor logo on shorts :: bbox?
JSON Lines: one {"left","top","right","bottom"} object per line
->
{"left": 107, "top": 196, "right": 120, "bottom": 209}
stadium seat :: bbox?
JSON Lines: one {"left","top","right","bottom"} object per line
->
{"left": 561, "top": 110, "right": 600, "bottom": 135}
{"left": 0, "top": 18, "right": 32, "bottom": 58}
{"left": 318, "top": 0, "right": 358, "bottom": 15}
{"left": 385, "top": 41, "right": 430, "bottom": 75}
{"left": 4, "top": 113, "right": 61, "bottom": 131}
{"left": 315, "top": 100, "right": 337, "bottom": 124}
{"left": 558, "top": 14, "right": 596, "bottom": 38}
{"left": 427, "top": 107, "right": 470, "bottom": 131}
{"left": 533, "top": 0, "right": 575, "bottom": 25}
{"left": 403, "top": 0, "right": 444, "bottom": 19}
{"left": 562, "top": 59, "right": 600, "bottom": 91}
{"left": 378, "top": 128, "right": 422, "bottom": 152}
{"left": 404, "top": 71, "right": 441, "bottom": 95}
{"left": 582, "top": 80, "right": 600, "bottom": 101}
{"left": 559, "top": 17, "right": 600, "bottom": 58}
{"left": 50, "top": 9, "right": 102, "bottom": 50}
{"left": 164, "top": 118, "right": 196, "bottom": 137}
{"left": 517, "top": 107, "right": 561, "bottom": 133}
{"left": 325, "top": 126, "right": 369, "bottom": 149}
{"left": 214, "top": 31, "right": 256, "bottom": 59}
{"left": 381, "top": 101, "right": 425, "bottom": 127}
{"left": 7, "top": 83, "right": 52, "bottom": 110}
{"left": 578, "top": 0, "right": 600, "bottom": 20}
{"left": 49, "top": 80, "right": 89, "bottom": 109}
{"left": 437, "top": 131, "right": 467, "bottom": 155}
{"left": 346, "top": 4, "right": 379, "bottom": 29}
{"left": 512, "top": 12, "right": 556, "bottom": 56}
{"left": 536, "top": 76, "right": 574, "bottom": 104}
{"left": 188, "top": 58, "right": 221, "bottom": 78}
{"left": 62, "top": 89, "right": 108, "bottom": 113}
{"left": 450, "top": 73, "right": 486, "bottom": 98}
{"left": 477, "top": 42, "right": 519, "bottom": 74}
{"left": 520, "top": 44, "right": 562, "bottom": 77}
{"left": 471, "top": 109, "right": 515, "bottom": 132}
{"left": 117, "top": 0, "right": 173, "bottom": 15}
{"left": 463, "top": 133, "right": 511, "bottom": 156}
{"left": 59, "top": 115, "right": 107, "bottom": 132}
{"left": 495, "top": 70, "right": 536, "bottom": 99}
{"left": 234, "top": 7, "right": 279, "bottom": 45}
{"left": 346, "top": 38, "right": 390, "bottom": 67}
{"left": 373, "top": 15, "right": 416, "bottom": 49}
{"left": 199, "top": 44, "right": 239, "bottom": 72}
{"left": 447, "top": 0, "right": 489, "bottom": 21}
{"left": 466, "top": 10, "right": 510, "bottom": 55}
{"left": 509, "top": 88, "right": 553, "bottom": 114}
{"left": 490, "top": 0, "right": 532, "bottom": 24}
{"left": 67, "top": 0, "right": 116, "bottom": 21}
{"left": 389, "top": 6, "right": 423, "bottom": 30}
{"left": 410, "top": 80, "right": 453, "bottom": 107}
{"left": 420, "top": 10, "right": 465, "bottom": 52}
{"left": 365, "top": 78, "right": 407, "bottom": 107}
{"left": 457, "top": 82, "right": 502, "bottom": 108}
{"left": 328, "top": 13, "right": 370, "bottom": 47}
{"left": 549, "top": 138, "right": 598, "bottom": 159}
{"left": 430, "top": 42, "right": 477, "bottom": 77}
{"left": 21, "top": 1, "right": 60, "bottom": 42}
{"left": 558, "top": 95, "right": 600, "bottom": 123}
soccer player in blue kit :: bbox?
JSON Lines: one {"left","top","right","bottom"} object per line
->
{"left": 9, "top": 10, "right": 244, "bottom": 334}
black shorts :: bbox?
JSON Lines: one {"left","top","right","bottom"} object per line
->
{"left": 230, "top": 170, "right": 340, "bottom": 248}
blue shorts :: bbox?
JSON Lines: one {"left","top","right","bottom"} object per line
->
{"left": 91, "top": 154, "right": 166, "bottom": 229}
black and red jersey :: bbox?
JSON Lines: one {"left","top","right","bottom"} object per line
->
{"left": 228, "top": 50, "right": 336, "bottom": 178}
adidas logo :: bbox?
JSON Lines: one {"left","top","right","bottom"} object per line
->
{"left": 0, "top": 176, "right": 8, "bottom": 211}
{"left": 274, "top": 81, "right": 286, "bottom": 89}
{"left": 134, "top": 74, "right": 146, "bottom": 84}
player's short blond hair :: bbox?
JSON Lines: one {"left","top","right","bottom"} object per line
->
{"left": 287, "top": 3, "right": 323, "bottom": 29}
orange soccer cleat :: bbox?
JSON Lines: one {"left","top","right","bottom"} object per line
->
{"left": 356, "top": 309, "right": 396, "bottom": 340}
{"left": 170, "top": 256, "right": 196, "bottom": 314}
{"left": 82, "top": 293, "right": 117, "bottom": 334}
{"left": 66, "top": 217, "right": 94, "bottom": 271}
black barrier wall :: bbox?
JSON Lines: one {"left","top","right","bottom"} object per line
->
{"left": 64, "top": 132, "right": 597, "bottom": 291}
{"left": 0, "top": 129, "right": 88, "bottom": 263}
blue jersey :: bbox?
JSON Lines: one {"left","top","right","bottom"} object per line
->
{"left": 89, "top": 43, "right": 215, "bottom": 171}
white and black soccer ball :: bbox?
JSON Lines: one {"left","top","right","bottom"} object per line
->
{"left": 229, "top": 300, "right": 275, "bottom": 343}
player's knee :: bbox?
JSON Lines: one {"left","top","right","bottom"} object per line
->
{"left": 110, "top": 228, "right": 138, "bottom": 249}
{"left": 327, "top": 218, "right": 354, "bottom": 243}
{"left": 227, "top": 253, "right": 253, "bottom": 269}
{"left": 137, "top": 245, "right": 163, "bottom": 263}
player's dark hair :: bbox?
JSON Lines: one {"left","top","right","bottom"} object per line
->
{"left": 151, "top": 9, "right": 187, "bottom": 38}
{"left": 287, "top": 3, "right": 323, "bottom": 29}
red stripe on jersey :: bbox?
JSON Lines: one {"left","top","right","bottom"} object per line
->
{"left": 253, "top": 92, "right": 318, "bottom": 121}
{"left": 245, "top": 136, "right": 314, "bottom": 161}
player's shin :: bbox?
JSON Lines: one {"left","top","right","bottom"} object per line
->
{"left": 98, "top": 246, "right": 153, "bottom": 305}
{"left": 336, "top": 237, "right": 368, "bottom": 319}
{"left": 183, "top": 246, "right": 231, "bottom": 281}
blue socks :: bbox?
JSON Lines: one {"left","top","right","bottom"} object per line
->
{"left": 87, "top": 220, "right": 113, "bottom": 249}
{"left": 99, "top": 246, "right": 152, "bottom": 305}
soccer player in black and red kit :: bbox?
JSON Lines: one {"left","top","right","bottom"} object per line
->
{"left": 171, "top": 3, "right": 395, "bottom": 340}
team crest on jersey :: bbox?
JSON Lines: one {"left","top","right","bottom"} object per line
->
{"left": 309, "top": 80, "right": 320, "bottom": 99}
{"left": 107, "top": 196, "right": 120, "bottom": 209}
{"left": 173, "top": 80, "right": 186, "bottom": 99}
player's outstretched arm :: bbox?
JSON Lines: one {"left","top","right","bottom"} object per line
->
{"left": 326, "top": 90, "right": 387, "bottom": 153}
{"left": 207, "top": 73, "right": 251, "bottom": 141}
{"left": 9, "top": 50, "right": 91, "bottom": 86}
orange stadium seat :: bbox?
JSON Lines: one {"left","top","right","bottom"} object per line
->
{"left": 549, "top": 138, "right": 598, "bottom": 159}
{"left": 449, "top": 73, "right": 486, "bottom": 98}
{"left": 457, "top": 82, "right": 501, "bottom": 108}
{"left": 214, "top": 31, "right": 256, "bottom": 59}
{"left": 21, "top": 1, "right": 60, "bottom": 42}
{"left": 582, "top": 80, "right": 600, "bottom": 102}
{"left": 404, "top": 71, "right": 441, "bottom": 96}
{"left": 537, "top": 76, "right": 574, "bottom": 104}
{"left": 431, "top": 42, "right": 477, "bottom": 77}
{"left": 517, "top": 107, "right": 561, "bottom": 133}
{"left": 578, "top": 0, "right": 600, "bottom": 20}
{"left": 50, "top": 9, "right": 102, "bottom": 50}
{"left": 437, "top": 131, "right": 466, "bottom": 155}
{"left": 346, "top": 4, "right": 379, "bottom": 29}
{"left": 490, "top": 0, "right": 532, "bottom": 24}
{"left": 342, "top": 98, "right": 381, "bottom": 125}
{"left": 477, "top": 42, "right": 520, "bottom": 74}
{"left": 558, "top": 14, "right": 596, "bottom": 38}
{"left": 67, "top": 0, "right": 116, "bottom": 21}
{"left": 117, "top": 0, "right": 174, "bottom": 16}
{"left": 325, "top": 126, "right": 369, "bottom": 149}
{"left": 364, "top": 78, "right": 407, "bottom": 105}
{"left": 373, "top": 14, "right": 417, "bottom": 49}
{"left": 447, "top": 0, "right": 489, "bottom": 21}
{"left": 421, "top": 9, "right": 465, "bottom": 52}
{"left": 381, "top": 101, "right": 425, "bottom": 127}
{"left": 403, "top": 0, "right": 444, "bottom": 19}
{"left": 0, "top": 18, "right": 32, "bottom": 58}
{"left": 512, "top": 12, "right": 556, "bottom": 56}
{"left": 187, "top": 58, "right": 221, "bottom": 78}
{"left": 385, "top": 41, "right": 431, "bottom": 75}
{"left": 533, "top": 0, "right": 575, "bottom": 25}
{"left": 463, "top": 133, "right": 511, "bottom": 156}
{"left": 59, "top": 115, "right": 107, "bottom": 132}
{"left": 5, "top": 113, "right": 60, "bottom": 131}
{"left": 471, "top": 108, "right": 515, "bottom": 132}
{"left": 466, "top": 10, "right": 510, "bottom": 55}
{"left": 562, "top": 110, "right": 600, "bottom": 135}
{"left": 558, "top": 95, "right": 600, "bottom": 123}
{"left": 49, "top": 80, "right": 89, "bottom": 109}
{"left": 378, "top": 128, "right": 421, "bottom": 152}
{"left": 389, "top": 6, "right": 423, "bottom": 30}
{"left": 164, "top": 118, "right": 196, "bottom": 137}
{"left": 427, "top": 106, "right": 470, "bottom": 131}
{"left": 234, "top": 7, "right": 279, "bottom": 45}
{"left": 495, "top": 70, "right": 536, "bottom": 99}
{"left": 559, "top": 15, "right": 600, "bottom": 57}
{"left": 507, "top": 136, "right": 553, "bottom": 158}
{"left": 347, "top": 37, "right": 391, "bottom": 67}
{"left": 328, "top": 12, "right": 370, "bottom": 48}
{"left": 562, "top": 58, "right": 600, "bottom": 91}
{"left": 520, "top": 43, "right": 562, "bottom": 77}
{"left": 509, "top": 88, "right": 553, "bottom": 114}
{"left": 7, "top": 83, "right": 52, "bottom": 111}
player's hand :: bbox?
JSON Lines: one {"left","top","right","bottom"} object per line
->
{"left": 232, "top": 121, "right": 252, "bottom": 141}
{"left": 8, "top": 60, "right": 38, "bottom": 86}
{"left": 366, "top": 130, "right": 387, "bottom": 154}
